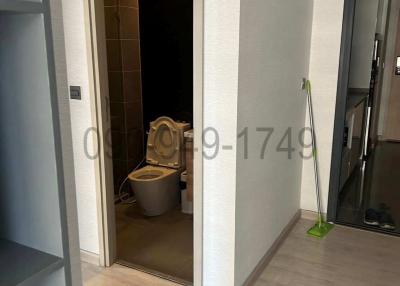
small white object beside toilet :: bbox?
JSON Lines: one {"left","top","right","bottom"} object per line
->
{"left": 181, "top": 188, "right": 193, "bottom": 214}
{"left": 128, "top": 117, "right": 190, "bottom": 216}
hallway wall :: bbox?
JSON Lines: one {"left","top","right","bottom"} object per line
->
{"left": 62, "top": 0, "right": 100, "bottom": 255}
{"left": 202, "top": 1, "right": 241, "bottom": 285}
{"left": 300, "top": 0, "right": 345, "bottom": 214}
{"left": 234, "top": 0, "right": 313, "bottom": 284}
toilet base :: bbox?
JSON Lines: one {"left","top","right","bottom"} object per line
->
{"left": 129, "top": 174, "right": 180, "bottom": 216}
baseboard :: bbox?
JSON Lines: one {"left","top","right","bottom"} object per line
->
{"left": 243, "top": 210, "right": 301, "bottom": 286}
{"left": 301, "top": 209, "right": 318, "bottom": 220}
{"left": 301, "top": 209, "right": 327, "bottom": 221}
{"left": 381, "top": 138, "right": 400, "bottom": 143}
{"left": 80, "top": 249, "right": 100, "bottom": 266}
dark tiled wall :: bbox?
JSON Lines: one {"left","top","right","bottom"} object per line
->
{"left": 104, "top": 0, "right": 144, "bottom": 192}
{"left": 138, "top": 0, "right": 193, "bottom": 128}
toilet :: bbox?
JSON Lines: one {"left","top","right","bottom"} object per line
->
{"left": 128, "top": 117, "right": 190, "bottom": 216}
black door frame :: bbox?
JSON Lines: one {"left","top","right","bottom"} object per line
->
{"left": 327, "top": 0, "right": 357, "bottom": 222}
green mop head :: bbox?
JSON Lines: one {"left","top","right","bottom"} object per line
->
{"left": 307, "top": 217, "right": 334, "bottom": 238}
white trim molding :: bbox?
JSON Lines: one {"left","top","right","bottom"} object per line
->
{"left": 80, "top": 250, "right": 100, "bottom": 266}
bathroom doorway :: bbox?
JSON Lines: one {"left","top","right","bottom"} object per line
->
{"left": 85, "top": 0, "right": 203, "bottom": 285}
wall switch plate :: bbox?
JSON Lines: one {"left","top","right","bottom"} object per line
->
{"left": 301, "top": 78, "right": 307, "bottom": 90}
{"left": 70, "top": 86, "right": 81, "bottom": 100}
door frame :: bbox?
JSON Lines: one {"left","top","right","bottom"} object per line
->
{"left": 327, "top": 0, "right": 393, "bottom": 222}
{"left": 83, "top": 1, "right": 204, "bottom": 285}
{"left": 327, "top": 0, "right": 356, "bottom": 222}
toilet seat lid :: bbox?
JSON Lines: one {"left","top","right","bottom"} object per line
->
{"left": 147, "top": 117, "right": 181, "bottom": 168}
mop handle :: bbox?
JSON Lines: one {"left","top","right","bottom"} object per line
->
{"left": 305, "top": 80, "right": 323, "bottom": 225}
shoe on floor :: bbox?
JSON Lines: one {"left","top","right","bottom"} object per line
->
{"left": 364, "top": 208, "right": 380, "bottom": 226}
{"left": 379, "top": 203, "right": 390, "bottom": 211}
{"left": 379, "top": 212, "right": 396, "bottom": 230}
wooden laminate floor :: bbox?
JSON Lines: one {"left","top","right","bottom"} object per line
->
{"left": 81, "top": 262, "right": 179, "bottom": 286}
{"left": 82, "top": 218, "right": 400, "bottom": 286}
{"left": 255, "top": 218, "right": 400, "bottom": 286}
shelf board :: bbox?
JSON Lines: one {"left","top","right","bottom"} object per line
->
{"left": 0, "top": 239, "right": 64, "bottom": 286}
{"left": 0, "top": 1, "right": 44, "bottom": 14}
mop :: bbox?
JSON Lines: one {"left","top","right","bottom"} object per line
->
{"left": 303, "top": 79, "right": 334, "bottom": 238}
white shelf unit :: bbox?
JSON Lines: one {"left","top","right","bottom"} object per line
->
{"left": 0, "top": 239, "right": 64, "bottom": 286}
{"left": 0, "top": 1, "right": 78, "bottom": 285}
{"left": 0, "top": 1, "right": 44, "bottom": 14}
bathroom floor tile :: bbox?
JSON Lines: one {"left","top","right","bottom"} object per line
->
{"left": 115, "top": 203, "right": 193, "bottom": 283}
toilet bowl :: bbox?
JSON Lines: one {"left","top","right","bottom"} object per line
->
{"left": 129, "top": 165, "right": 180, "bottom": 216}
{"left": 128, "top": 117, "right": 190, "bottom": 216}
